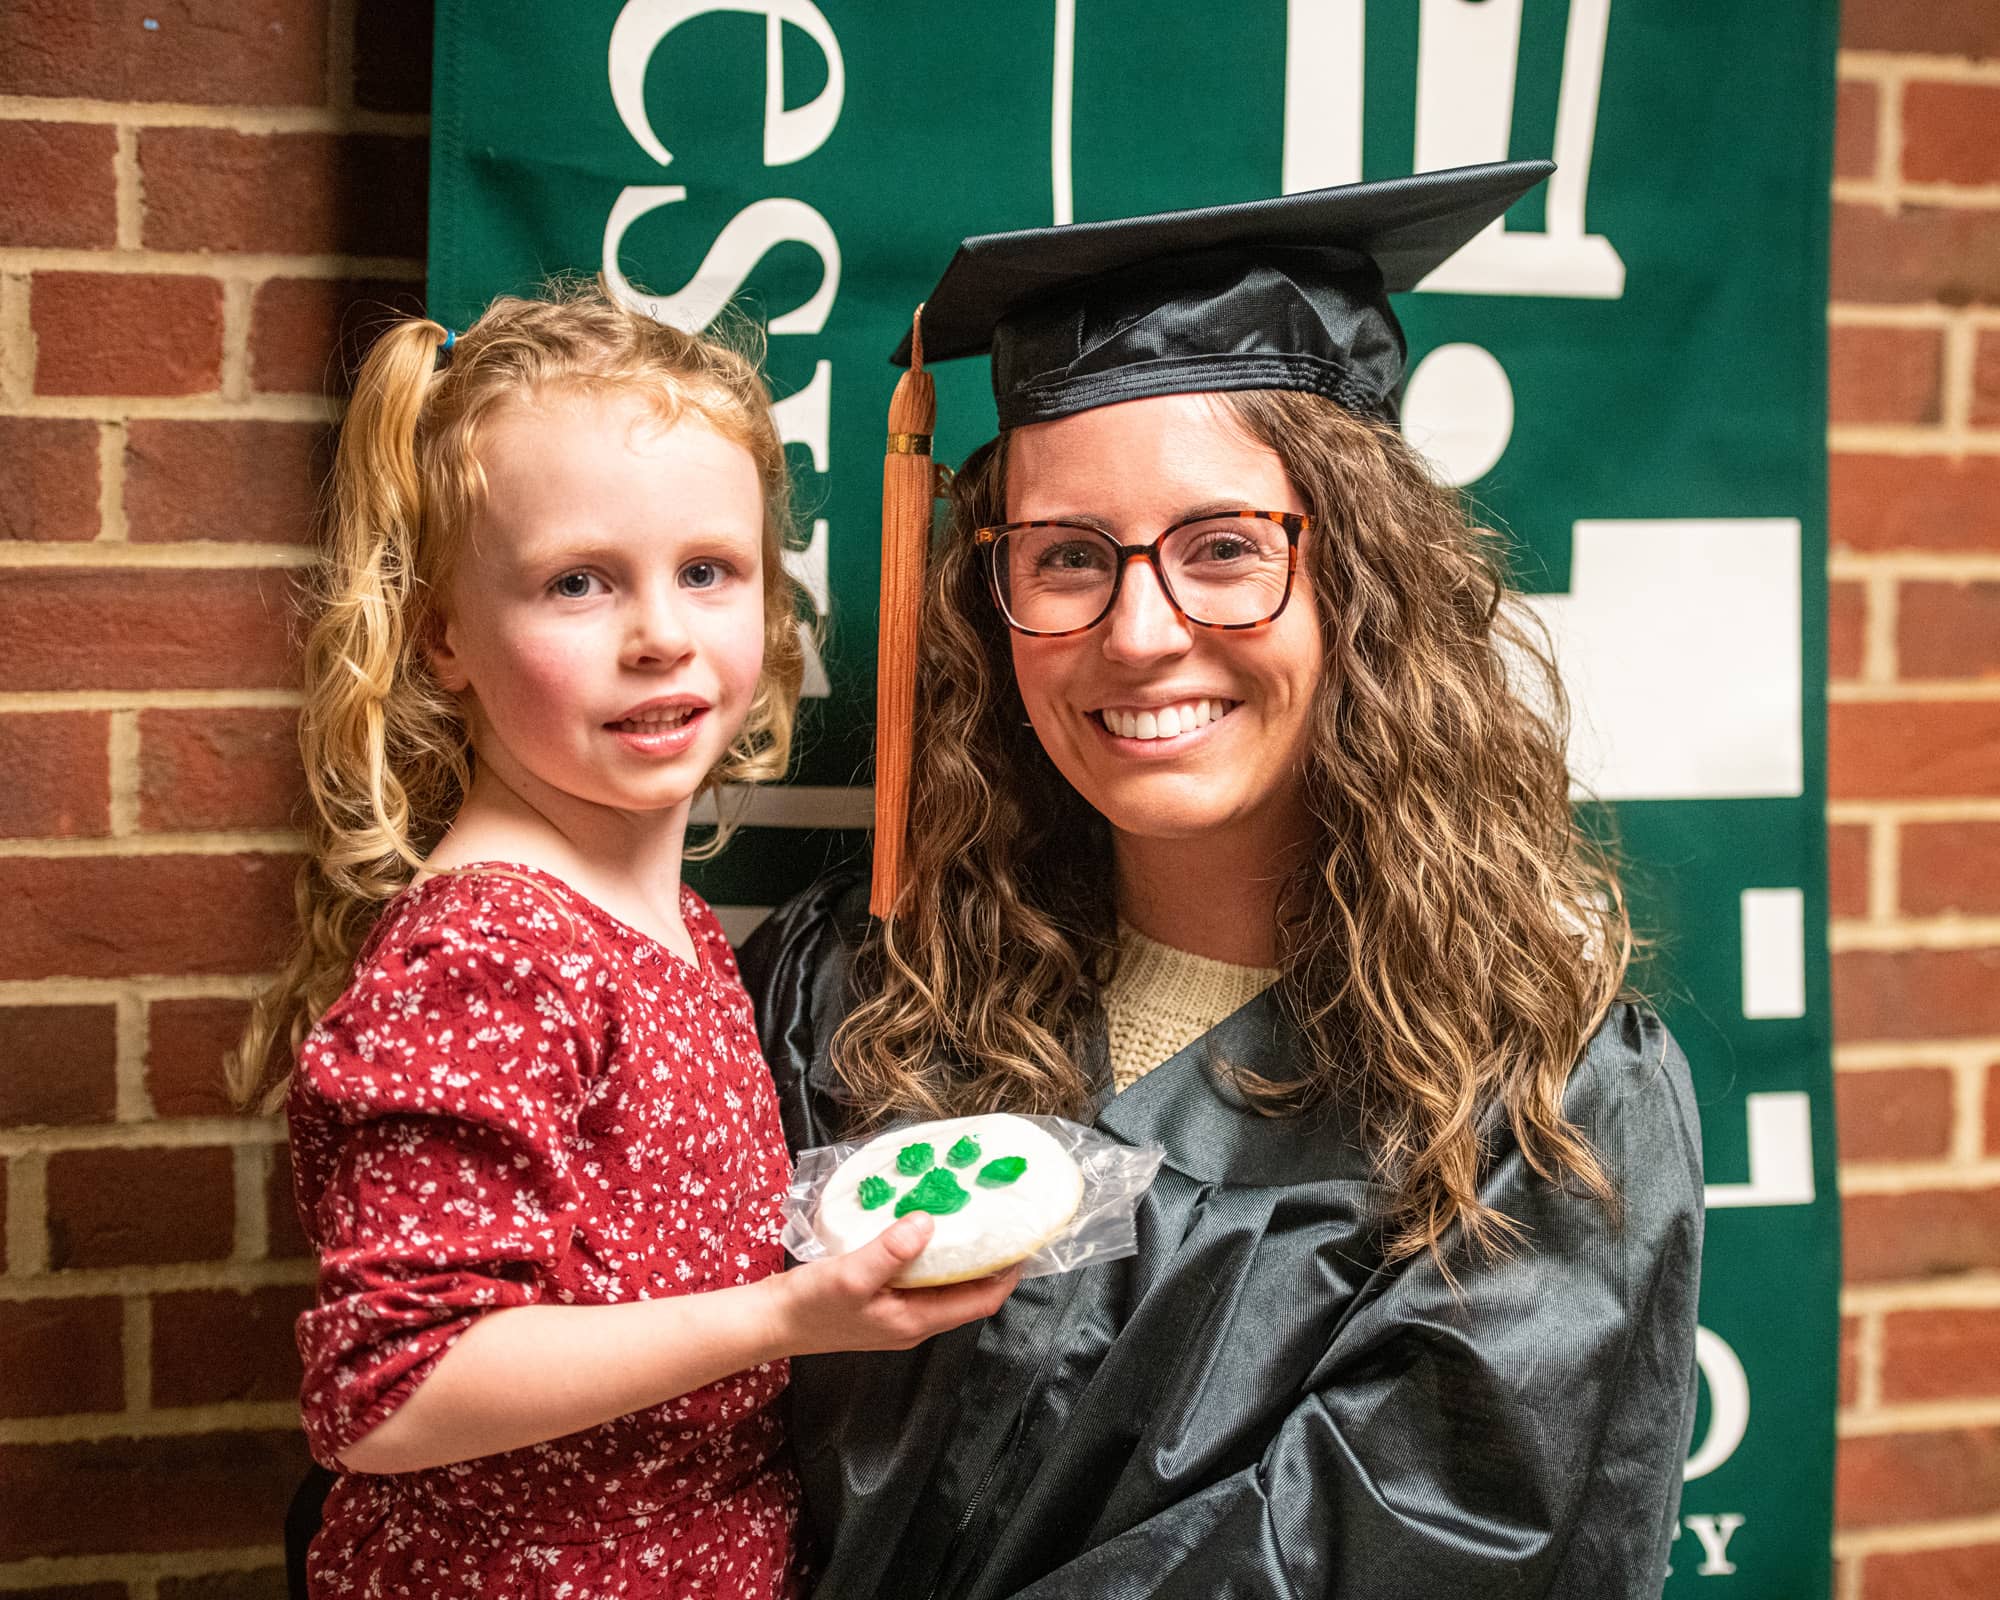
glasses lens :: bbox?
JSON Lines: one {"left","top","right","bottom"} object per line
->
{"left": 993, "top": 524, "right": 1119, "bottom": 633}
{"left": 1161, "top": 516, "right": 1293, "bottom": 625}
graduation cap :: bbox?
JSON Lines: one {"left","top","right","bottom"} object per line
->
{"left": 870, "top": 160, "right": 1554, "bottom": 916}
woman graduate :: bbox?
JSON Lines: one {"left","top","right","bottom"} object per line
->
{"left": 740, "top": 160, "right": 1704, "bottom": 1600}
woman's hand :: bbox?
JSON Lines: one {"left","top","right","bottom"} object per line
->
{"left": 768, "top": 1214, "right": 1019, "bottom": 1356}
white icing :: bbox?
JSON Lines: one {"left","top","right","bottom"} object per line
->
{"left": 816, "top": 1113, "right": 1085, "bottom": 1287}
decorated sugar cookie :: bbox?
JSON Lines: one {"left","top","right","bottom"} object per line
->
{"left": 816, "top": 1113, "right": 1086, "bottom": 1287}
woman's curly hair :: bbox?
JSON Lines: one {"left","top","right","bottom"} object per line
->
{"left": 831, "top": 391, "right": 1630, "bottom": 1267}
{"left": 229, "top": 283, "right": 807, "bottom": 1111}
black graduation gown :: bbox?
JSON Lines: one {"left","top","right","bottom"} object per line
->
{"left": 739, "top": 876, "right": 1705, "bottom": 1600}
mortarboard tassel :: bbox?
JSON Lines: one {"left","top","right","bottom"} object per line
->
{"left": 871, "top": 306, "right": 936, "bottom": 918}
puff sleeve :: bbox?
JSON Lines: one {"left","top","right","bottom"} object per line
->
{"left": 287, "top": 913, "right": 601, "bottom": 1466}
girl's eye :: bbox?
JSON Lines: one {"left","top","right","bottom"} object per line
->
{"left": 681, "top": 560, "right": 735, "bottom": 590}
{"left": 549, "top": 571, "right": 601, "bottom": 599}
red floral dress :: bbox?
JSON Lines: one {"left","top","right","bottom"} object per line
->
{"left": 287, "top": 866, "right": 799, "bottom": 1598}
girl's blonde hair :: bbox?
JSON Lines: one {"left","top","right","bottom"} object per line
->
{"left": 230, "top": 283, "right": 806, "bottom": 1110}
{"left": 831, "top": 392, "right": 1629, "bottom": 1270}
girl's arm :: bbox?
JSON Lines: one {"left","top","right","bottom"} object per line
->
{"left": 339, "top": 1214, "right": 1013, "bottom": 1475}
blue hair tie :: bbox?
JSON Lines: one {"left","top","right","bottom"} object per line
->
{"left": 439, "top": 327, "right": 457, "bottom": 353}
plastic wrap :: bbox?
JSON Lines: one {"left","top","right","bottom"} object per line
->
{"left": 782, "top": 1113, "right": 1165, "bottom": 1287}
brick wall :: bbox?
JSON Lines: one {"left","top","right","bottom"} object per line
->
{"left": 2, "top": 2, "right": 1997, "bottom": 1597}
{"left": 0, "top": 2, "right": 429, "bottom": 1594}
{"left": 1829, "top": 6, "right": 2000, "bottom": 1599}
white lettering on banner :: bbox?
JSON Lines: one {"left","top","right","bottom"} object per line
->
{"left": 1704, "top": 1092, "right": 1815, "bottom": 1209}
{"left": 1400, "top": 342, "right": 1514, "bottom": 488}
{"left": 1411, "top": 0, "right": 1625, "bottom": 296}
{"left": 1518, "top": 519, "right": 1803, "bottom": 801}
{"left": 1683, "top": 1515, "right": 1747, "bottom": 1576}
{"left": 1052, "top": 0, "right": 1077, "bottom": 224}
{"left": 1685, "top": 1327, "right": 1750, "bottom": 1481}
{"left": 1741, "top": 888, "right": 1808, "bottom": 1020}
{"left": 603, "top": 189, "right": 841, "bottom": 335}
{"left": 1280, "top": 0, "right": 1624, "bottom": 290}
{"left": 773, "top": 359, "right": 831, "bottom": 471}
{"left": 1281, "top": 0, "right": 1365, "bottom": 193}
{"left": 784, "top": 520, "right": 832, "bottom": 697}
{"left": 608, "top": 0, "right": 845, "bottom": 168}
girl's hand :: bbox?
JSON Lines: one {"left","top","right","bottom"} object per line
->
{"left": 770, "top": 1214, "right": 1019, "bottom": 1357}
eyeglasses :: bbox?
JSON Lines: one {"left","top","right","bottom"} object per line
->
{"left": 974, "top": 511, "right": 1309, "bottom": 637}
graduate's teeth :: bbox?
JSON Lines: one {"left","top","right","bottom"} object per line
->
{"left": 1099, "top": 699, "right": 1234, "bottom": 740}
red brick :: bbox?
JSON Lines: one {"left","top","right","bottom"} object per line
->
{"left": 1843, "top": 0, "right": 2000, "bottom": 58}
{"left": 1866, "top": 1544, "right": 2000, "bottom": 1600}
{"left": 159, "top": 1573, "right": 287, "bottom": 1600}
{"left": 1904, "top": 822, "right": 2000, "bottom": 917}
{"left": 1829, "top": 324, "right": 1943, "bottom": 426}
{"left": 1899, "top": 581, "right": 2000, "bottom": 680}
{"left": 1840, "top": 1313, "right": 1863, "bottom": 1409}
{"left": 1828, "top": 822, "right": 1869, "bottom": 919}
{"left": 1837, "top": 947, "right": 2000, "bottom": 1041}
{"left": 1832, "top": 202, "right": 2000, "bottom": 307}
{"left": 250, "top": 276, "right": 426, "bottom": 395}
{"left": 126, "top": 421, "right": 327, "bottom": 544}
{"left": 147, "top": 997, "right": 253, "bottom": 1120}
{"left": 45, "top": 1146, "right": 235, "bottom": 1270}
{"left": 0, "top": 1297, "right": 124, "bottom": 1418}
{"left": 267, "top": 1139, "right": 309, "bottom": 1260}
{"left": 354, "top": 0, "right": 432, "bottom": 113}
{"left": 0, "top": 568, "right": 297, "bottom": 693}
{"left": 1835, "top": 1067, "right": 1955, "bottom": 1163}
{"left": 0, "top": 0, "right": 328, "bottom": 105}
{"left": 1989, "top": 1064, "right": 2000, "bottom": 1157}
{"left": 1829, "top": 455, "right": 2000, "bottom": 555}
{"left": 1842, "top": 1186, "right": 2000, "bottom": 1281}
{"left": 1828, "top": 580, "right": 1866, "bottom": 682}
{"left": 0, "top": 712, "right": 110, "bottom": 839}
{"left": 0, "top": 417, "right": 100, "bottom": 542}
{"left": 138, "top": 707, "right": 303, "bottom": 833}
{"left": 1973, "top": 330, "right": 2000, "bottom": 428}
{"left": 1881, "top": 1308, "right": 2000, "bottom": 1404}
{"left": 0, "top": 854, "right": 300, "bottom": 981}
{"left": 1839, "top": 1427, "right": 2000, "bottom": 1527}
{"left": 1904, "top": 83, "right": 2000, "bottom": 187}
{"left": 0, "top": 1430, "right": 309, "bottom": 1560}
{"left": 0, "top": 121, "right": 116, "bottom": 249}
{"left": 1836, "top": 81, "right": 1878, "bottom": 182}
{"left": 31, "top": 273, "right": 223, "bottom": 398}
{"left": 1829, "top": 701, "right": 2000, "bottom": 801}
{"left": 141, "top": 129, "right": 427, "bottom": 258}
{"left": 153, "top": 1284, "right": 310, "bottom": 1407}
{"left": 0, "top": 1003, "right": 117, "bottom": 1128}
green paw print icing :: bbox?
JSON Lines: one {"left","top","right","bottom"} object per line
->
{"left": 947, "top": 1136, "right": 981, "bottom": 1168}
{"left": 858, "top": 1175, "right": 894, "bottom": 1211}
{"left": 897, "top": 1142, "right": 934, "bottom": 1176}
{"left": 894, "top": 1167, "right": 970, "bottom": 1217}
{"left": 978, "top": 1156, "right": 1027, "bottom": 1187}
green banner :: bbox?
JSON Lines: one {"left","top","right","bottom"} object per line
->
{"left": 430, "top": 4, "right": 1840, "bottom": 1593}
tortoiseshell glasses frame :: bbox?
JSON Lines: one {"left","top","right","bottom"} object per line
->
{"left": 973, "top": 510, "right": 1311, "bottom": 638}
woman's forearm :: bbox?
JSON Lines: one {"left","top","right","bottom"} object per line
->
{"left": 337, "top": 1279, "right": 785, "bottom": 1475}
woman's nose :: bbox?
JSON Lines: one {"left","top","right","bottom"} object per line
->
{"left": 1100, "top": 553, "right": 1193, "bottom": 662}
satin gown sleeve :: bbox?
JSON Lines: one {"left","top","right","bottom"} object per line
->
{"left": 1000, "top": 1021, "right": 1705, "bottom": 1599}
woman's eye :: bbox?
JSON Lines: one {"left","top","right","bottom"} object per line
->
{"left": 549, "top": 571, "right": 601, "bottom": 599}
{"left": 1037, "top": 542, "right": 1109, "bottom": 572}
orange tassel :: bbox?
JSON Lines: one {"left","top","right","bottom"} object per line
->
{"left": 871, "top": 307, "right": 936, "bottom": 918}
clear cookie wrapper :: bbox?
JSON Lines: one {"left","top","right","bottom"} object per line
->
{"left": 782, "top": 1112, "right": 1166, "bottom": 1288}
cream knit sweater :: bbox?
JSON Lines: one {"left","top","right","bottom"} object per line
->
{"left": 1102, "top": 922, "right": 1280, "bottom": 1093}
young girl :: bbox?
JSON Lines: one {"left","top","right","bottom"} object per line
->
{"left": 231, "top": 288, "right": 1014, "bottom": 1599}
